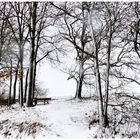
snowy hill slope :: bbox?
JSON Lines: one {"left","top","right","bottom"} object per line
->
{"left": 0, "top": 97, "right": 98, "bottom": 138}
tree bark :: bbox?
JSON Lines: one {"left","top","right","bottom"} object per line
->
{"left": 13, "top": 61, "right": 19, "bottom": 104}
{"left": 18, "top": 80, "right": 20, "bottom": 104}
{"left": 8, "top": 60, "right": 12, "bottom": 106}
{"left": 19, "top": 50, "right": 24, "bottom": 107}
{"left": 24, "top": 68, "right": 29, "bottom": 103}
{"left": 88, "top": 6, "right": 104, "bottom": 126}
{"left": 26, "top": 2, "right": 38, "bottom": 107}
{"left": 104, "top": 32, "right": 112, "bottom": 127}
{"left": 26, "top": 47, "right": 35, "bottom": 107}
{"left": 75, "top": 60, "right": 84, "bottom": 99}
{"left": 94, "top": 55, "right": 104, "bottom": 126}
{"left": 32, "top": 54, "right": 37, "bottom": 100}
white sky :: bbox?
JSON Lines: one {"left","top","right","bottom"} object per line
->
{"left": 36, "top": 59, "right": 140, "bottom": 98}
{"left": 37, "top": 61, "right": 76, "bottom": 97}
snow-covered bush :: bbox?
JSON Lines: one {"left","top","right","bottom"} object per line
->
{"left": 0, "top": 85, "right": 8, "bottom": 105}
{"left": 0, "top": 119, "right": 47, "bottom": 138}
{"left": 102, "top": 95, "right": 140, "bottom": 138}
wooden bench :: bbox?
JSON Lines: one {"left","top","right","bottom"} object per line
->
{"left": 33, "top": 97, "right": 51, "bottom": 105}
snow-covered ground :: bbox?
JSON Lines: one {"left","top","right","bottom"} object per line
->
{"left": 0, "top": 97, "right": 98, "bottom": 139}
{"left": 1, "top": 96, "right": 140, "bottom": 139}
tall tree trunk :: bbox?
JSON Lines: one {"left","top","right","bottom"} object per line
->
{"left": 104, "top": 35, "right": 112, "bottom": 127}
{"left": 19, "top": 53, "right": 24, "bottom": 107}
{"left": 88, "top": 8, "right": 104, "bottom": 126}
{"left": 26, "top": 2, "right": 38, "bottom": 107}
{"left": 26, "top": 48, "right": 35, "bottom": 106}
{"left": 94, "top": 55, "right": 104, "bottom": 126}
{"left": 18, "top": 80, "right": 20, "bottom": 104}
{"left": 24, "top": 68, "right": 29, "bottom": 103}
{"left": 8, "top": 60, "right": 12, "bottom": 106}
{"left": 32, "top": 57, "right": 37, "bottom": 99}
{"left": 13, "top": 61, "right": 19, "bottom": 104}
{"left": 0, "top": 47, "right": 2, "bottom": 62}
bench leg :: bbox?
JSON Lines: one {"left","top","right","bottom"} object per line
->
{"left": 35, "top": 100, "right": 37, "bottom": 105}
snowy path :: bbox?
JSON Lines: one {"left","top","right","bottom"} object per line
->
{"left": 36, "top": 98, "right": 94, "bottom": 138}
{"left": 0, "top": 97, "right": 97, "bottom": 138}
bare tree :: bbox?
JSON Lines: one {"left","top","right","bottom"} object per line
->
{"left": 0, "top": 2, "right": 29, "bottom": 106}
{"left": 52, "top": 2, "right": 94, "bottom": 99}
{"left": 26, "top": 2, "right": 57, "bottom": 106}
